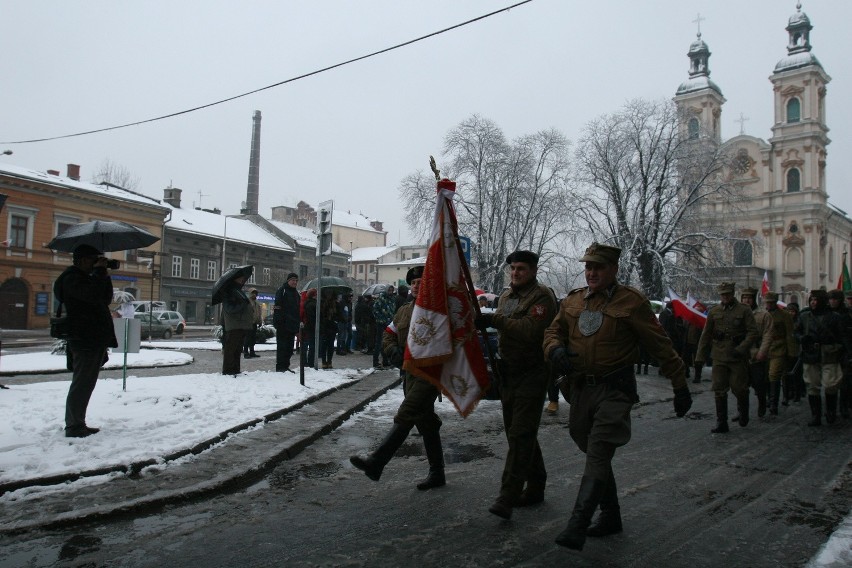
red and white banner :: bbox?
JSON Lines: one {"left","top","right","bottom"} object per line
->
{"left": 668, "top": 287, "right": 707, "bottom": 329}
{"left": 402, "top": 179, "right": 490, "bottom": 417}
{"left": 760, "top": 270, "right": 770, "bottom": 299}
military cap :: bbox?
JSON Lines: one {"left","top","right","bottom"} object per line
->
{"left": 579, "top": 243, "right": 621, "bottom": 265}
{"left": 827, "top": 289, "right": 845, "bottom": 300}
{"left": 764, "top": 291, "right": 779, "bottom": 302}
{"left": 506, "top": 250, "right": 539, "bottom": 266}
{"left": 406, "top": 265, "right": 424, "bottom": 284}
{"left": 717, "top": 282, "right": 736, "bottom": 294}
{"left": 740, "top": 287, "right": 758, "bottom": 298}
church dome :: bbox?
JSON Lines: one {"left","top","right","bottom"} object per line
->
{"left": 774, "top": 51, "right": 822, "bottom": 73}
{"left": 688, "top": 37, "right": 709, "bottom": 55}
{"left": 676, "top": 76, "right": 723, "bottom": 97}
{"left": 788, "top": 8, "right": 811, "bottom": 28}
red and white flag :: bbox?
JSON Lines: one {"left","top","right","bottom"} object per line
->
{"left": 402, "top": 179, "right": 490, "bottom": 417}
{"left": 668, "top": 287, "right": 707, "bottom": 329}
{"left": 760, "top": 270, "right": 770, "bottom": 300}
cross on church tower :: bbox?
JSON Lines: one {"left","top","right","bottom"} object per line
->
{"left": 692, "top": 12, "right": 706, "bottom": 37}
{"left": 735, "top": 113, "right": 750, "bottom": 135}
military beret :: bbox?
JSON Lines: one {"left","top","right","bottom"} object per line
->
{"left": 506, "top": 250, "right": 539, "bottom": 266}
{"left": 406, "top": 265, "right": 424, "bottom": 284}
{"left": 579, "top": 243, "right": 621, "bottom": 265}
{"left": 764, "top": 291, "right": 779, "bottom": 302}
{"left": 740, "top": 287, "right": 758, "bottom": 298}
{"left": 827, "top": 289, "right": 845, "bottom": 300}
{"left": 717, "top": 282, "right": 736, "bottom": 294}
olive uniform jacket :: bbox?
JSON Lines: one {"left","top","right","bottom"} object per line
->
{"left": 382, "top": 300, "right": 414, "bottom": 361}
{"left": 696, "top": 300, "right": 759, "bottom": 364}
{"left": 493, "top": 280, "right": 557, "bottom": 387}
{"left": 766, "top": 307, "right": 797, "bottom": 359}
{"left": 543, "top": 284, "right": 687, "bottom": 390}
{"left": 750, "top": 309, "right": 773, "bottom": 361}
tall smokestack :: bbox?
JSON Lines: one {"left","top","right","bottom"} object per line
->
{"left": 245, "top": 110, "right": 261, "bottom": 215}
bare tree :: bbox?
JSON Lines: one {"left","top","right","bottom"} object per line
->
{"left": 92, "top": 158, "right": 141, "bottom": 191}
{"left": 570, "top": 99, "right": 738, "bottom": 299}
{"left": 399, "top": 115, "right": 573, "bottom": 292}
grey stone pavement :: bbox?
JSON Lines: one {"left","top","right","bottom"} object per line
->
{"left": 0, "top": 345, "right": 401, "bottom": 535}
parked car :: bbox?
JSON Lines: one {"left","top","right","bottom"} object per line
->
{"left": 134, "top": 313, "right": 174, "bottom": 339}
{"left": 153, "top": 310, "right": 186, "bottom": 334}
{"left": 131, "top": 300, "right": 167, "bottom": 314}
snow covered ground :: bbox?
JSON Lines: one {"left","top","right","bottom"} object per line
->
{"left": 0, "top": 347, "right": 367, "bottom": 488}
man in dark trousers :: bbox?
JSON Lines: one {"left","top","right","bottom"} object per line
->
{"left": 349, "top": 266, "right": 447, "bottom": 490}
{"left": 273, "top": 272, "right": 301, "bottom": 373}
{"left": 477, "top": 250, "right": 557, "bottom": 521}
{"left": 543, "top": 243, "right": 692, "bottom": 550}
{"left": 53, "top": 244, "right": 118, "bottom": 438}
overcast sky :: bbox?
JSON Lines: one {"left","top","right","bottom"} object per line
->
{"left": 2, "top": 0, "right": 850, "bottom": 245}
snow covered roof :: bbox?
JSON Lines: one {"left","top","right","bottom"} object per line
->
{"left": 166, "top": 206, "right": 294, "bottom": 251}
{"left": 0, "top": 162, "right": 168, "bottom": 211}
{"left": 267, "top": 219, "right": 346, "bottom": 253}
{"left": 676, "top": 76, "right": 723, "bottom": 96}
{"left": 332, "top": 209, "right": 385, "bottom": 233}
{"left": 774, "top": 51, "right": 822, "bottom": 73}
{"left": 351, "top": 245, "right": 398, "bottom": 262}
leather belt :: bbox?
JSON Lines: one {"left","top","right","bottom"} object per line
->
{"left": 580, "top": 366, "right": 634, "bottom": 387}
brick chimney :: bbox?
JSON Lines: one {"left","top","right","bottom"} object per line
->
{"left": 245, "top": 110, "right": 261, "bottom": 215}
{"left": 66, "top": 164, "right": 81, "bottom": 180}
{"left": 163, "top": 187, "right": 182, "bottom": 208}
{"left": 47, "top": 169, "right": 60, "bottom": 176}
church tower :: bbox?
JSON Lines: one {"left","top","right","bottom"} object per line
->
{"left": 673, "top": 26, "right": 725, "bottom": 144}
{"left": 768, "top": 2, "right": 831, "bottom": 197}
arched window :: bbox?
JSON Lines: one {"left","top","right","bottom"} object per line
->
{"left": 687, "top": 118, "right": 699, "bottom": 140}
{"left": 733, "top": 240, "right": 753, "bottom": 266}
{"left": 786, "top": 98, "right": 801, "bottom": 123}
{"left": 785, "top": 247, "right": 803, "bottom": 273}
{"left": 787, "top": 168, "right": 801, "bottom": 192}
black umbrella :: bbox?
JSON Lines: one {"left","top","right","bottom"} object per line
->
{"left": 46, "top": 220, "right": 160, "bottom": 253}
{"left": 363, "top": 282, "right": 391, "bottom": 296}
{"left": 301, "top": 276, "right": 352, "bottom": 296}
{"left": 212, "top": 265, "right": 253, "bottom": 305}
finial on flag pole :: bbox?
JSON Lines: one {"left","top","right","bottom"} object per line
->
{"left": 429, "top": 156, "right": 441, "bottom": 181}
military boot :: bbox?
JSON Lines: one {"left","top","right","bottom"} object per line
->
{"left": 781, "top": 376, "right": 791, "bottom": 407}
{"left": 555, "top": 475, "right": 606, "bottom": 550}
{"left": 586, "top": 471, "right": 622, "bottom": 538}
{"left": 825, "top": 393, "right": 838, "bottom": 425}
{"left": 736, "top": 395, "right": 749, "bottom": 427}
{"left": 756, "top": 385, "right": 767, "bottom": 418}
{"left": 768, "top": 380, "right": 781, "bottom": 416}
{"left": 839, "top": 386, "right": 850, "bottom": 419}
{"left": 350, "top": 424, "right": 411, "bottom": 481}
{"left": 711, "top": 397, "right": 729, "bottom": 433}
{"left": 416, "top": 430, "right": 446, "bottom": 490}
{"left": 694, "top": 365, "right": 703, "bottom": 383}
{"left": 807, "top": 395, "right": 822, "bottom": 427}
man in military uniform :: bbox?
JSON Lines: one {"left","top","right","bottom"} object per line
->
{"left": 739, "top": 287, "right": 772, "bottom": 418}
{"left": 763, "top": 292, "right": 797, "bottom": 416}
{"left": 476, "top": 250, "right": 557, "bottom": 521}
{"left": 696, "top": 282, "right": 760, "bottom": 433}
{"left": 543, "top": 243, "right": 692, "bottom": 551}
{"left": 798, "top": 289, "right": 851, "bottom": 425}
{"left": 349, "top": 266, "right": 447, "bottom": 490}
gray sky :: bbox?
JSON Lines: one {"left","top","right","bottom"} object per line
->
{"left": 2, "top": 0, "right": 850, "bottom": 245}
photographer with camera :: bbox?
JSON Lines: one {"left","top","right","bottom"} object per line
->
{"left": 53, "top": 244, "right": 118, "bottom": 438}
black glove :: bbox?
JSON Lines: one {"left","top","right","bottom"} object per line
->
{"left": 673, "top": 386, "right": 692, "bottom": 417}
{"left": 549, "top": 347, "right": 577, "bottom": 375}
{"left": 475, "top": 313, "right": 495, "bottom": 329}
{"left": 390, "top": 346, "right": 404, "bottom": 367}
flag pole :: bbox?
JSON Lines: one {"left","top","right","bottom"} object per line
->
{"left": 429, "top": 156, "right": 502, "bottom": 384}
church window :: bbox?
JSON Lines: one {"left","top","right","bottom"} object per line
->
{"left": 733, "top": 150, "right": 751, "bottom": 176}
{"left": 787, "top": 168, "right": 801, "bottom": 192}
{"left": 687, "top": 118, "right": 699, "bottom": 140}
{"left": 733, "top": 240, "right": 752, "bottom": 266}
{"left": 786, "top": 98, "right": 800, "bottom": 123}
{"left": 785, "top": 247, "right": 803, "bottom": 273}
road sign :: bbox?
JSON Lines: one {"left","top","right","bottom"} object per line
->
{"left": 458, "top": 236, "right": 471, "bottom": 265}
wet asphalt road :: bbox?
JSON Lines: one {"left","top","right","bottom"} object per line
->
{"left": 2, "top": 363, "right": 851, "bottom": 568}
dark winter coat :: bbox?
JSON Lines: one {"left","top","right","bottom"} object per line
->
{"left": 274, "top": 283, "right": 301, "bottom": 334}
{"left": 54, "top": 264, "right": 118, "bottom": 349}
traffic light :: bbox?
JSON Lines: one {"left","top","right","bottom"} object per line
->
{"left": 318, "top": 208, "right": 332, "bottom": 235}
{"left": 317, "top": 206, "right": 333, "bottom": 256}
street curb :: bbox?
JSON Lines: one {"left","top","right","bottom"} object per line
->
{"left": 0, "top": 371, "right": 402, "bottom": 535}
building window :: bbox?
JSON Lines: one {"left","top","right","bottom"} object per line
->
{"left": 126, "top": 249, "right": 138, "bottom": 263}
{"left": 786, "top": 98, "right": 801, "bottom": 123}
{"left": 171, "top": 255, "right": 183, "bottom": 278}
{"left": 247, "top": 268, "right": 256, "bottom": 285}
{"left": 54, "top": 215, "right": 79, "bottom": 244}
{"left": 207, "top": 260, "right": 217, "bottom": 281}
{"left": 787, "top": 168, "right": 801, "bottom": 192}
{"left": 323, "top": 268, "right": 331, "bottom": 277}
{"left": 338, "top": 270, "right": 345, "bottom": 278}
{"left": 687, "top": 117, "right": 700, "bottom": 140}
{"left": 190, "top": 258, "right": 200, "bottom": 279}
{"left": 358, "top": 264, "right": 364, "bottom": 274}
{"left": 299, "top": 265, "right": 309, "bottom": 280}
{"left": 10, "top": 215, "right": 28, "bottom": 248}
{"left": 369, "top": 264, "right": 376, "bottom": 274}
{"left": 263, "top": 267, "right": 271, "bottom": 285}
{"left": 733, "top": 240, "right": 752, "bottom": 266}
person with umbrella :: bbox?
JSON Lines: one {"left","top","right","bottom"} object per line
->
{"left": 215, "top": 266, "right": 256, "bottom": 376}
{"left": 53, "top": 244, "right": 118, "bottom": 438}
{"left": 273, "top": 272, "right": 301, "bottom": 373}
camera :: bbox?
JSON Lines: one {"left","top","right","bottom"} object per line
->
{"left": 106, "top": 259, "right": 120, "bottom": 270}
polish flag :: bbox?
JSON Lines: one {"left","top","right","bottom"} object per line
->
{"left": 402, "top": 179, "right": 489, "bottom": 417}
{"left": 760, "top": 271, "right": 770, "bottom": 299}
{"left": 668, "top": 287, "right": 707, "bottom": 329}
